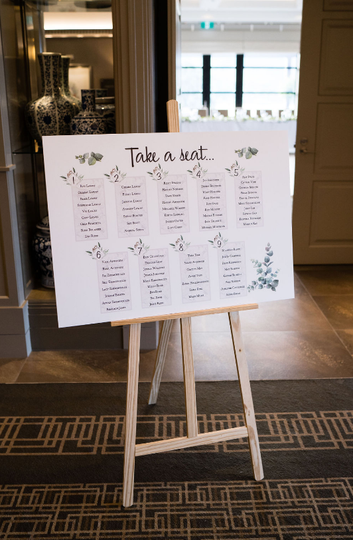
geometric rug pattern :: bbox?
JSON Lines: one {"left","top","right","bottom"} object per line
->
{"left": 1, "top": 380, "right": 353, "bottom": 538}
{"left": 1, "top": 410, "right": 353, "bottom": 455}
{"left": 1, "top": 478, "right": 353, "bottom": 539}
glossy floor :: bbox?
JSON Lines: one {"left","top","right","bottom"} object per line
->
{"left": 1, "top": 265, "right": 353, "bottom": 383}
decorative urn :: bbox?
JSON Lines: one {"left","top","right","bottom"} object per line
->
{"left": 25, "top": 53, "right": 76, "bottom": 143}
{"left": 70, "top": 89, "right": 106, "bottom": 135}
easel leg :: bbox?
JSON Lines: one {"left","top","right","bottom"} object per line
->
{"left": 228, "top": 312, "right": 264, "bottom": 481}
{"left": 123, "top": 323, "right": 141, "bottom": 507}
{"left": 148, "top": 319, "right": 174, "bottom": 405}
{"left": 180, "top": 317, "right": 198, "bottom": 438}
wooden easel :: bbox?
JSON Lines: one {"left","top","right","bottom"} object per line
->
{"left": 111, "top": 100, "right": 264, "bottom": 508}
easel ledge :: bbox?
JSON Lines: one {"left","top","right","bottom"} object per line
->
{"left": 111, "top": 303, "right": 258, "bottom": 326}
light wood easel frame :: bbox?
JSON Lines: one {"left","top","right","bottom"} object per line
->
{"left": 112, "top": 100, "right": 264, "bottom": 507}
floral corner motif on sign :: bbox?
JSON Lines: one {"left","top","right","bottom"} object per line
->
{"left": 147, "top": 164, "right": 168, "bottom": 181}
{"left": 60, "top": 168, "right": 84, "bottom": 186}
{"left": 208, "top": 232, "right": 228, "bottom": 248}
{"left": 75, "top": 152, "right": 103, "bottom": 166}
{"left": 170, "top": 235, "right": 190, "bottom": 253}
{"left": 86, "top": 243, "right": 109, "bottom": 260}
{"left": 104, "top": 165, "right": 127, "bottom": 183}
{"left": 187, "top": 162, "right": 207, "bottom": 180}
{"left": 235, "top": 147, "right": 258, "bottom": 159}
{"left": 128, "top": 239, "right": 149, "bottom": 256}
{"left": 225, "top": 161, "right": 245, "bottom": 178}
{"left": 248, "top": 243, "right": 280, "bottom": 292}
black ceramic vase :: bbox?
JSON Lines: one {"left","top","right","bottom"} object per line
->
{"left": 70, "top": 89, "right": 107, "bottom": 135}
{"left": 25, "top": 53, "right": 76, "bottom": 143}
{"left": 61, "top": 55, "right": 82, "bottom": 116}
{"left": 33, "top": 216, "right": 54, "bottom": 288}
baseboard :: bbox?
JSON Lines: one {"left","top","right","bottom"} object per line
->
{"left": 0, "top": 328, "right": 31, "bottom": 358}
{"left": 0, "top": 303, "right": 31, "bottom": 358}
{"left": 27, "top": 289, "right": 158, "bottom": 351}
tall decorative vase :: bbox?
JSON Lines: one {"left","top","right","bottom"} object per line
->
{"left": 70, "top": 89, "right": 107, "bottom": 135}
{"left": 33, "top": 216, "right": 54, "bottom": 288}
{"left": 25, "top": 53, "right": 76, "bottom": 143}
{"left": 61, "top": 55, "right": 81, "bottom": 115}
{"left": 96, "top": 96, "right": 116, "bottom": 133}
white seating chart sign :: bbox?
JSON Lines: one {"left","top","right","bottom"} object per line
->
{"left": 43, "top": 131, "right": 294, "bottom": 328}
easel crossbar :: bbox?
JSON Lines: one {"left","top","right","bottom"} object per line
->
{"left": 135, "top": 426, "right": 249, "bottom": 456}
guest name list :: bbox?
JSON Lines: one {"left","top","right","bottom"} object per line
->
{"left": 97, "top": 253, "right": 131, "bottom": 313}
{"left": 218, "top": 242, "right": 247, "bottom": 298}
{"left": 197, "top": 173, "right": 227, "bottom": 231}
{"left": 116, "top": 177, "right": 149, "bottom": 237}
{"left": 139, "top": 249, "right": 172, "bottom": 308}
{"left": 235, "top": 172, "right": 263, "bottom": 228}
{"left": 157, "top": 175, "right": 190, "bottom": 234}
{"left": 72, "top": 179, "right": 107, "bottom": 241}
{"left": 180, "top": 245, "right": 211, "bottom": 303}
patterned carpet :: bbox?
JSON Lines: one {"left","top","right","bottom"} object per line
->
{"left": 0, "top": 379, "right": 352, "bottom": 539}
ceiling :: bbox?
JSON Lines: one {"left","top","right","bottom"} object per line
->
{"left": 180, "top": 0, "right": 303, "bottom": 24}
{"left": 43, "top": 0, "right": 302, "bottom": 32}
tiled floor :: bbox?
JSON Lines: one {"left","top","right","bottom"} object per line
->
{"left": 1, "top": 265, "right": 353, "bottom": 384}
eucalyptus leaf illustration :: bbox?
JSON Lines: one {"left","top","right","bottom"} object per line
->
{"left": 248, "top": 243, "right": 279, "bottom": 292}
{"left": 235, "top": 146, "right": 258, "bottom": 159}
{"left": 75, "top": 151, "right": 103, "bottom": 166}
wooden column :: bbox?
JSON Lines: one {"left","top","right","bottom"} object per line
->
{"left": 111, "top": 0, "right": 155, "bottom": 134}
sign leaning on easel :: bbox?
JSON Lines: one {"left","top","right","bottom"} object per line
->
{"left": 43, "top": 100, "right": 294, "bottom": 507}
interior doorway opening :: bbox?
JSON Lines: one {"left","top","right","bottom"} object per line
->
{"left": 179, "top": 1, "right": 303, "bottom": 197}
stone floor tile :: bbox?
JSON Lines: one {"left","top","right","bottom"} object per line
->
{"left": 295, "top": 265, "right": 353, "bottom": 296}
{"left": 312, "top": 296, "right": 353, "bottom": 329}
{"left": 0, "top": 358, "right": 27, "bottom": 383}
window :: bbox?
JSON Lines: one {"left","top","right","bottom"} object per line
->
{"left": 181, "top": 53, "right": 299, "bottom": 118}
{"left": 210, "top": 54, "right": 237, "bottom": 114}
{"left": 180, "top": 53, "right": 203, "bottom": 113}
{"left": 242, "top": 53, "right": 299, "bottom": 113}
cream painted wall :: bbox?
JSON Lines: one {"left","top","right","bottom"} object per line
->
{"left": 47, "top": 37, "right": 113, "bottom": 90}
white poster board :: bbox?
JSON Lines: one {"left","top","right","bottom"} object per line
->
{"left": 43, "top": 131, "right": 294, "bottom": 328}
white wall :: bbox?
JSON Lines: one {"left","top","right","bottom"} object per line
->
{"left": 182, "top": 28, "right": 301, "bottom": 54}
